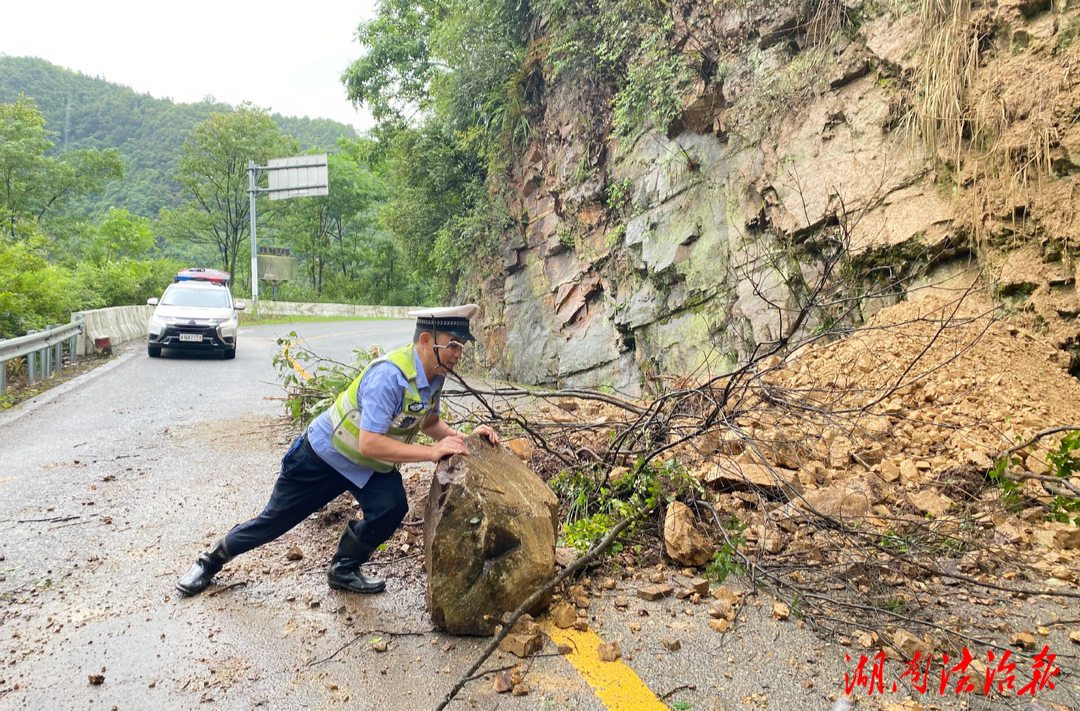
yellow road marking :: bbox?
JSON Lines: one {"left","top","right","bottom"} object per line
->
{"left": 543, "top": 622, "right": 669, "bottom": 711}
{"left": 284, "top": 328, "right": 388, "bottom": 382}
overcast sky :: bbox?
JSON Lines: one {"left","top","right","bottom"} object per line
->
{"left": 1, "top": 0, "right": 378, "bottom": 132}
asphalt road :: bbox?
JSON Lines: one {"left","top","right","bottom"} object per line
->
{"left": 1, "top": 319, "right": 1077, "bottom": 711}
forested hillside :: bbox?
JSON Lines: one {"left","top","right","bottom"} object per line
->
{"left": 0, "top": 55, "right": 357, "bottom": 218}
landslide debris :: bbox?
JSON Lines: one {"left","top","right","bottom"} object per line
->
{"left": 495, "top": 290, "right": 1080, "bottom": 673}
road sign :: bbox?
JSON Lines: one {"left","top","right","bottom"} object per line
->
{"left": 247, "top": 153, "right": 331, "bottom": 315}
{"left": 266, "top": 154, "right": 328, "bottom": 200}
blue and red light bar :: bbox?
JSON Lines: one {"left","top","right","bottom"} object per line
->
{"left": 175, "top": 268, "right": 231, "bottom": 285}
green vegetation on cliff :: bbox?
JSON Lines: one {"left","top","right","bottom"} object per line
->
{"left": 341, "top": 0, "right": 700, "bottom": 300}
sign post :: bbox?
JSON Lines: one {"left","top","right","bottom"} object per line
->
{"left": 246, "top": 153, "right": 329, "bottom": 317}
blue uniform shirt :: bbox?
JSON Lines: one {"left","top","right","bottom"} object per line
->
{"left": 307, "top": 348, "right": 443, "bottom": 488}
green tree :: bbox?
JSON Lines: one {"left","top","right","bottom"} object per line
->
{"left": 341, "top": 0, "right": 442, "bottom": 124}
{"left": 159, "top": 105, "right": 297, "bottom": 280}
{"left": 377, "top": 121, "right": 489, "bottom": 291}
{"left": 340, "top": 0, "right": 529, "bottom": 300}
{"left": 89, "top": 207, "right": 154, "bottom": 263}
{"left": 278, "top": 150, "right": 386, "bottom": 295}
{"left": 0, "top": 95, "right": 122, "bottom": 239}
{"left": 0, "top": 234, "right": 78, "bottom": 337}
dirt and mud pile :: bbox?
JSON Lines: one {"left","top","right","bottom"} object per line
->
{"left": 512, "top": 289, "right": 1080, "bottom": 603}
{"left": 684, "top": 292, "right": 1080, "bottom": 575}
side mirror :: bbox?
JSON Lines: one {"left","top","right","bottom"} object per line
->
{"left": 234, "top": 302, "right": 246, "bottom": 311}
{"left": 147, "top": 297, "right": 159, "bottom": 306}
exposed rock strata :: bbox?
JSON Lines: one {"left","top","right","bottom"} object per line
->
{"left": 470, "top": 0, "right": 1080, "bottom": 391}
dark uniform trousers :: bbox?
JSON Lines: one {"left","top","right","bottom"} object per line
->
{"left": 223, "top": 435, "right": 409, "bottom": 557}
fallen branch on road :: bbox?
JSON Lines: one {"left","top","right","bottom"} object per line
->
{"left": 308, "top": 626, "right": 435, "bottom": 667}
{"left": 17, "top": 515, "right": 79, "bottom": 524}
{"left": 206, "top": 581, "right": 247, "bottom": 597}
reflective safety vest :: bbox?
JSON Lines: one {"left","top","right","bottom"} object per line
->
{"left": 329, "top": 344, "right": 441, "bottom": 472}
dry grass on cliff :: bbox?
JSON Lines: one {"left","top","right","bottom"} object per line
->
{"left": 913, "top": 0, "right": 1080, "bottom": 250}
{"left": 915, "top": 0, "right": 981, "bottom": 166}
{"left": 963, "top": 41, "right": 1080, "bottom": 243}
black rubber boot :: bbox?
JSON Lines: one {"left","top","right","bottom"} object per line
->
{"left": 327, "top": 523, "right": 385, "bottom": 594}
{"left": 176, "top": 538, "right": 233, "bottom": 596}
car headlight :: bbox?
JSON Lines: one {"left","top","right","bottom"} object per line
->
{"left": 148, "top": 316, "right": 167, "bottom": 335}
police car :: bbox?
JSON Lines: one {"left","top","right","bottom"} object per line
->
{"left": 146, "top": 269, "right": 245, "bottom": 359}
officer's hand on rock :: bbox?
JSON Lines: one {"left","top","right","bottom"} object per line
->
{"left": 474, "top": 425, "right": 499, "bottom": 445}
{"left": 431, "top": 434, "right": 470, "bottom": 462}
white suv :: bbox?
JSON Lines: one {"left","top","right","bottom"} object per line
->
{"left": 147, "top": 281, "right": 245, "bottom": 359}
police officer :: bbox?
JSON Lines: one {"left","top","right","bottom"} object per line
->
{"left": 177, "top": 304, "right": 499, "bottom": 596}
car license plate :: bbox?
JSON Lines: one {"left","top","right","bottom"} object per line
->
{"left": 179, "top": 334, "right": 203, "bottom": 343}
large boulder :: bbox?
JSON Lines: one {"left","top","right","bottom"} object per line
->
{"left": 664, "top": 501, "right": 713, "bottom": 567}
{"left": 424, "top": 434, "right": 559, "bottom": 635}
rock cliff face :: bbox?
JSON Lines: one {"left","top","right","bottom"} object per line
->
{"left": 471, "top": 0, "right": 1080, "bottom": 391}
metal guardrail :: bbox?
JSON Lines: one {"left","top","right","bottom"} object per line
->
{"left": 0, "top": 319, "right": 84, "bottom": 393}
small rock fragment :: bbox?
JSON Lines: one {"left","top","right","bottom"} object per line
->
{"left": 664, "top": 502, "right": 713, "bottom": 566}
{"left": 1033, "top": 522, "right": 1080, "bottom": 549}
{"left": 552, "top": 602, "right": 577, "bottom": 629}
{"left": 709, "top": 619, "right": 729, "bottom": 633}
{"left": 709, "top": 600, "right": 735, "bottom": 621}
{"left": 554, "top": 547, "right": 578, "bottom": 567}
{"left": 511, "top": 682, "right": 531, "bottom": 696}
{"left": 499, "top": 631, "right": 543, "bottom": 658}
{"left": 907, "top": 490, "right": 954, "bottom": 517}
{"left": 662, "top": 637, "right": 682, "bottom": 651}
{"left": 557, "top": 643, "right": 573, "bottom": 655}
{"left": 637, "top": 585, "right": 673, "bottom": 601}
{"left": 494, "top": 671, "right": 513, "bottom": 693}
{"left": 88, "top": 674, "right": 105, "bottom": 685}
{"left": 1011, "top": 631, "right": 1036, "bottom": 650}
{"left": 690, "top": 578, "right": 710, "bottom": 596}
{"left": 505, "top": 438, "right": 532, "bottom": 460}
{"left": 1051, "top": 566, "right": 1077, "bottom": 582}
{"left": 573, "top": 620, "right": 590, "bottom": 632}
{"left": 285, "top": 544, "right": 304, "bottom": 561}
{"left": 893, "top": 629, "right": 931, "bottom": 660}
{"left": 710, "top": 586, "right": 739, "bottom": 604}
{"left": 373, "top": 640, "right": 389, "bottom": 653}
{"left": 772, "top": 602, "right": 790, "bottom": 621}
{"left": 614, "top": 595, "right": 629, "bottom": 608}
{"left": 597, "top": 640, "right": 622, "bottom": 662}
{"left": 1068, "top": 630, "right": 1080, "bottom": 644}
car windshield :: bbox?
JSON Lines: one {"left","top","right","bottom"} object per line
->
{"left": 161, "top": 287, "right": 232, "bottom": 308}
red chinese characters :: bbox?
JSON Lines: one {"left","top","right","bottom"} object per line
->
{"left": 840, "top": 645, "right": 1062, "bottom": 698}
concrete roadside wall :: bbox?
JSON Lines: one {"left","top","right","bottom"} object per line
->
{"left": 254, "top": 301, "right": 414, "bottom": 319}
{"left": 71, "top": 305, "right": 155, "bottom": 355}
